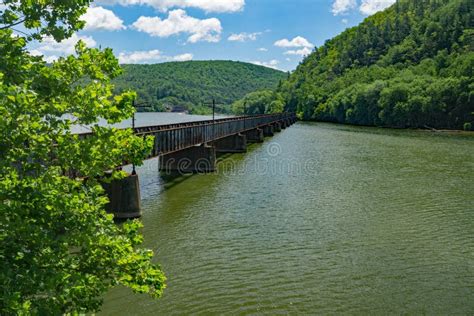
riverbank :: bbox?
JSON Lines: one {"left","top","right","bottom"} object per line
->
{"left": 297, "top": 118, "right": 474, "bottom": 135}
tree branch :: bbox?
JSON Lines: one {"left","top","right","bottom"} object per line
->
{"left": 11, "top": 27, "right": 30, "bottom": 37}
{"left": 0, "top": 18, "right": 27, "bottom": 30}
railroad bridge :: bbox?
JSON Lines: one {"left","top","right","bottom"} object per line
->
{"left": 98, "top": 113, "right": 297, "bottom": 218}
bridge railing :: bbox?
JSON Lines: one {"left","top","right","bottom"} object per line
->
{"left": 132, "top": 113, "right": 290, "bottom": 134}
{"left": 78, "top": 112, "right": 296, "bottom": 159}
{"left": 135, "top": 113, "right": 295, "bottom": 157}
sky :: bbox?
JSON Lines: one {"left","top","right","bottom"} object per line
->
{"left": 27, "top": 0, "right": 396, "bottom": 71}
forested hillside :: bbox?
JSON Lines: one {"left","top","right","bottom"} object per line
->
{"left": 278, "top": 0, "right": 473, "bottom": 130}
{"left": 113, "top": 61, "right": 286, "bottom": 114}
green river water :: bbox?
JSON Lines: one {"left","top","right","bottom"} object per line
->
{"left": 101, "top": 120, "right": 474, "bottom": 315}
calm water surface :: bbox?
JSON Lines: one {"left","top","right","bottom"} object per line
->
{"left": 72, "top": 112, "right": 223, "bottom": 133}
{"left": 101, "top": 118, "right": 474, "bottom": 315}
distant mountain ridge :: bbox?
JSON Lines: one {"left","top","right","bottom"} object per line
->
{"left": 278, "top": 0, "right": 473, "bottom": 130}
{"left": 113, "top": 60, "right": 286, "bottom": 114}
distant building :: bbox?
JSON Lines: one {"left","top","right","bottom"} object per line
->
{"left": 171, "top": 105, "right": 188, "bottom": 113}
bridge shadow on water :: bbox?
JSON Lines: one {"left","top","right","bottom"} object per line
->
{"left": 159, "top": 172, "right": 195, "bottom": 192}
{"left": 157, "top": 143, "right": 264, "bottom": 192}
{"left": 136, "top": 141, "right": 266, "bottom": 224}
{"left": 114, "top": 146, "right": 260, "bottom": 223}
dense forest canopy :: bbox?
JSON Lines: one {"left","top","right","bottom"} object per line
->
{"left": 231, "top": 89, "right": 286, "bottom": 115}
{"left": 113, "top": 61, "right": 286, "bottom": 114}
{"left": 275, "top": 0, "right": 473, "bottom": 130}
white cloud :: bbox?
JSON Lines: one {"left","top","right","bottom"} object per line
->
{"left": 257, "top": 47, "right": 268, "bottom": 52}
{"left": 228, "top": 32, "right": 261, "bottom": 42}
{"left": 331, "top": 0, "right": 395, "bottom": 16}
{"left": 29, "top": 49, "right": 43, "bottom": 56}
{"left": 36, "top": 34, "right": 97, "bottom": 55}
{"left": 118, "top": 49, "right": 193, "bottom": 63}
{"left": 251, "top": 59, "right": 280, "bottom": 70}
{"left": 43, "top": 55, "right": 60, "bottom": 63}
{"left": 132, "top": 9, "right": 222, "bottom": 43}
{"left": 81, "top": 6, "right": 126, "bottom": 31}
{"left": 171, "top": 53, "right": 193, "bottom": 61}
{"left": 274, "top": 36, "right": 313, "bottom": 59}
{"left": 96, "top": 0, "right": 245, "bottom": 13}
{"left": 342, "top": 18, "right": 349, "bottom": 24}
{"left": 332, "top": 0, "right": 356, "bottom": 15}
{"left": 284, "top": 47, "right": 312, "bottom": 56}
{"left": 359, "top": 0, "right": 395, "bottom": 15}
{"left": 119, "top": 49, "right": 163, "bottom": 63}
{"left": 28, "top": 34, "right": 97, "bottom": 62}
{"left": 274, "top": 36, "right": 313, "bottom": 48}
{"left": 30, "top": 49, "right": 59, "bottom": 63}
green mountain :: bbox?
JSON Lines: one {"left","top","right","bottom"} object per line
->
{"left": 113, "top": 60, "right": 286, "bottom": 114}
{"left": 279, "top": 0, "right": 473, "bottom": 130}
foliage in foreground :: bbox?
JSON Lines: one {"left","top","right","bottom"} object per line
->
{"left": 0, "top": 1, "right": 165, "bottom": 314}
{"left": 279, "top": 0, "right": 473, "bottom": 129}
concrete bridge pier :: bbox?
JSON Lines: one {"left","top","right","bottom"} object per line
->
{"left": 263, "top": 125, "right": 274, "bottom": 137}
{"left": 159, "top": 144, "right": 216, "bottom": 174}
{"left": 214, "top": 133, "right": 247, "bottom": 153}
{"left": 102, "top": 173, "right": 141, "bottom": 219}
{"left": 244, "top": 128, "right": 264, "bottom": 143}
{"left": 273, "top": 122, "right": 282, "bottom": 132}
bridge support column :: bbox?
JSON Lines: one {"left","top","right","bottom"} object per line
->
{"left": 159, "top": 144, "right": 216, "bottom": 174}
{"left": 273, "top": 122, "right": 282, "bottom": 133}
{"left": 102, "top": 174, "right": 141, "bottom": 219}
{"left": 244, "top": 128, "right": 264, "bottom": 143}
{"left": 263, "top": 125, "right": 274, "bottom": 137}
{"left": 214, "top": 133, "right": 247, "bottom": 153}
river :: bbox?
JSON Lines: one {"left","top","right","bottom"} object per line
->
{"left": 100, "top": 114, "right": 474, "bottom": 315}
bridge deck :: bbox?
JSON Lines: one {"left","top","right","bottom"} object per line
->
{"left": 80, "top": 113, "right": 296, "bottom": 159}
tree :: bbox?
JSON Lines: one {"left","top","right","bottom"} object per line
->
{"left": 0, "top": 1, "right": 165, "bottom": 314}
{"left": 275, "top": 0, "right": 474, "bottom": 130}
{"left": 231, "top": 90, "right": 277, "bottom": 114}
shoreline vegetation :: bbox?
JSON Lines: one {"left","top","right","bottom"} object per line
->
{"left": 299, "top": 118, "right": 474, "bottom": 134}
{"left": 232, "top": 0, "right": 473, "bottom": 131}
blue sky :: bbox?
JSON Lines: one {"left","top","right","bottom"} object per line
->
{"left": 28, "top": 0, "right": 396, "bottom": 71}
